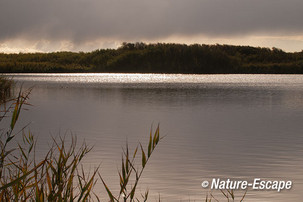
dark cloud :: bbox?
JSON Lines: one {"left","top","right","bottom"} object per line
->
{"left": 0, "top": 0, "right": 303, "bottom": 43}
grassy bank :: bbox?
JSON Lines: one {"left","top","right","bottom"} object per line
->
{"left": 1, "top": 43, "right": 303, "bottom": 74}
{"left": 0, "top": 75, "right": 13, "bottom": 103}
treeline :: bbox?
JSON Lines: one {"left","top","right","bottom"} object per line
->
{"left": 1, "top": 43, "right": 303, "bottom": 74}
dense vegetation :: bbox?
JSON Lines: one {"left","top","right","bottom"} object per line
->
{"left": 0, "top": 76, "right": 13, "bottom": 103}
{"left": 1, "top": 43, "right": 303, "bottom": 74}
{"left": 0, "top": 87, "right": 162, "bottom": 201}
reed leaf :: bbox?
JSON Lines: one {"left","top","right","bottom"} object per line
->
{"left": 0, "top": 160, "right": 45, "bottom": 191}
{"left": 140, "top": 144, "right": 147, "bottom": 168}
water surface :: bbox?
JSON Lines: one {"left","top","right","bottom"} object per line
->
{"left": 7, "top": 74, "right": 303, "bottom": 201}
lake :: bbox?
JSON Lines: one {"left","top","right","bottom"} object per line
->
{"left": 6, "top": 73, "right": 303, "bottom": 201}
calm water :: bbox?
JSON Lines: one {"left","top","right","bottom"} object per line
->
{"left": 6, "top": 74, "right": 303, "bottom": 201}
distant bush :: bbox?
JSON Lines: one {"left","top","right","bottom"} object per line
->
{"left": 1, "top": 43, "right": 303, "bottom": 74}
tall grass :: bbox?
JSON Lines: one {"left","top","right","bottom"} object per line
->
{"left": 0, "top": 87, "right": 162, "bottom": 201}
{"left": 99, "top": 125, "right": 161, "bottom": 202}
{"left": 0, "top": 75, "right": 13, "bottom": 104}
{"left": 205, "top": 189, "right": 247, "bottom": 202}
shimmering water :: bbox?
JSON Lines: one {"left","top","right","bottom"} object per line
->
{"left": 7, "top": 74, "right": 303, "bottom": 201}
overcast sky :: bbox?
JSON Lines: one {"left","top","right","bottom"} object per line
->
{"left": 1, "top": 0, "right": 303, "bottom": 53}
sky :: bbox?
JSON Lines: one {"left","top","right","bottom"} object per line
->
{"left": 0, "top": 0, "right": 303, "bottom": 53}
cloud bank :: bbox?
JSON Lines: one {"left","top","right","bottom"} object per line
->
{"left": 1, "top": 0, "right": 303, "bottom": 52}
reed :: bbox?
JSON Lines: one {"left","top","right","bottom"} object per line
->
{"left": 99, "top": 125, "right": 161, "bottom": 202}
{"left": 0, "top": 88, "right": 162, "bottom": 201}
{"left": 205, "top": 189, "right": 247, "bottom": 202}
{"left": 0, "top": 89, "right": 99, "bottom": 201}
{"left": 0, "top": 75, "right": 13, "bottom": 104}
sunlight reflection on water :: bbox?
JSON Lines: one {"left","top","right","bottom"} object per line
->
{"left": 8, "top": 73, "right": 303, "bottom": 85}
